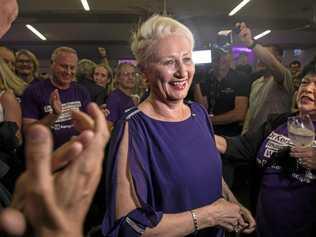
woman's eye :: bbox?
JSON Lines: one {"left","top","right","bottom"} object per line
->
{"left": 183, "top": 57, "right": 192, "bottom": 64}
{"left": 164, "top": 60, "right": 175, "bottom": 65}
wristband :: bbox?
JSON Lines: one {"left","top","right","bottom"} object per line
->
{"left": 248, "top": 40, "right": 257, "bottom": 49}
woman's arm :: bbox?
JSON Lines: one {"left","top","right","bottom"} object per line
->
{"left": 116, "top": 123, "right": 245, "bottom": 236}
{"left": 1, "top": 90, "right": 22, "bottom": 142}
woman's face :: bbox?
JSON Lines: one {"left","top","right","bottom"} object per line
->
{"left": 16, "top": 53, "right": 34, "bottom": 76}
{"left": 93, "top": 65, "right": 109, "bottom": 87}
{"left": 144, "top": 34, "right": 195, "bottom": 103}
{"left": 297, "top": 74, "right": 316, "bottom": 118}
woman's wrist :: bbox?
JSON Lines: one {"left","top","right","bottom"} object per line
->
{"left": 37, "top": 227, "right": 82, "bottom": 237}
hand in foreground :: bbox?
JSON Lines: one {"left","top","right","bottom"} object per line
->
{"left": 208, "top": 198, "right": 247, "bottom": 232}
{"left": 290, "top": 146, "right": 316, "bottom": 170}
{"left": 0, "top": 103, "right": 110, "bottom": 237}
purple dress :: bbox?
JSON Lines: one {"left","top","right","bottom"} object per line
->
{"left": 102, "top": 102, "right": 223, "bottom": 237}
{"left": 106, "top": 89, "right": 135, "bottom": 124}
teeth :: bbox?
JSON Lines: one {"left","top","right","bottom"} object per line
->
{"left": 171, "top": 81, "right": 186, "bottom": 85}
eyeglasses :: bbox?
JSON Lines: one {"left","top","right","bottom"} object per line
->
{"left": 16, "top": 59, "right": 32, "bottom": 64}
{"left": 119, "top": 72, "right": 136, "bottom": 77}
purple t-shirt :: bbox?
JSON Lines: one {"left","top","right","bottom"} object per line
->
{"left": 256, "top": 123, "right": 316, "bottom": 237}
{"left": 106, "top": 89, "right": 134, "bottom": 123}
{"left": 21, "top": 79, "right": 91, "bottom": 149}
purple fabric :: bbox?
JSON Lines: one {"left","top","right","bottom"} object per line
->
{"left": 102, "top": 102, "right": 223, "bottom": 237}
{"left": 256, "top": 123, "right": 316, "bottom": 237}
{"left": 105, "top": 89, "right": 134, "bottom": 124}
{"left": 21, "top": 79, "right": 91, "bottom": 149}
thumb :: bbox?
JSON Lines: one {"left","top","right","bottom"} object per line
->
{"left": 25, "top": 124, "right": 53, "bottom": 180}
{"left": 0, "top": 208, "right": 26, "bottom": 236}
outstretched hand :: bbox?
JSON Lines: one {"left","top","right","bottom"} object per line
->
{"left": 0, "top": 103, "right": 110, "bottom": 237}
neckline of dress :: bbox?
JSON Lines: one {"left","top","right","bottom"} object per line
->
{"left": 138, "top": 101, "right": 196, "bottom": 124}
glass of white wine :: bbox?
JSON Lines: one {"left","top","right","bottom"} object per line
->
{"left": 288, "top": 114, "right": 315, "bottom": 182}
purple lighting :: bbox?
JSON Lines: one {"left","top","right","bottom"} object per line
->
{"left": 232, "top": 47, "right": 252, "bottom": 53}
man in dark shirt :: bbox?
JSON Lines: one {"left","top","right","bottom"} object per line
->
{"left": 194, "top": 49, "right": 251, "bottom": 188}
{"left": 195, "top": 50, "right": 250, "bottom": 136}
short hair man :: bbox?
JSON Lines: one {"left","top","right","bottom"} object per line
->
{"left": 21, "top": 46, "right": 91, "bottom": 149}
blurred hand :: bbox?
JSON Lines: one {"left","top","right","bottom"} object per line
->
{"left": 49, "top": 89, "right": 62, "bottom": 115}
{"left": 0, "top": 103, "right": 110, "bottom": 237}
{"left": 99, "top": 104, "right": 110, "bottom": 118}
{"left": 98, "top": 47, "right": 107, "bottom": 58}
{"left": 208, "top": 198, "right": 246, "bottom": 232}
{"left": 236, "top": 22, "right": 254, "bottom": 47}
{"left": 290, "top": 146, "right": 316, "bottom": 170}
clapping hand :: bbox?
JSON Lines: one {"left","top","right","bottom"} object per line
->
{"left": 0, "top": 103, "right": 110, "bottom": 237}
{"left": 49, "top": 89, "right": 62, "bottom": 116}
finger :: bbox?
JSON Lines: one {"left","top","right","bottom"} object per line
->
{"left": 220, "top": 222, "right": 234, "bottom": 232}
{"left": 51, "top": 140, "right": 83, "bottom": 172}
{"left": 55, "top": 89, "right": 61, "bottom": 101}
{"left": 87, "top": 103, "right": 105, "bottom": 132}
{"left": 25, "top": 124, "right": 53, "bottom": 180}
{"left": 72, "top": 110, "right": 94, "bottom": 131}
{"left": 76, "top": 130, "right": 95, "bottom": 148}
{"left": 0, "top": 208, "right": 26, "bottom": 236}
{"left": 86, "top": 103, "right": 109, "bottom": 144}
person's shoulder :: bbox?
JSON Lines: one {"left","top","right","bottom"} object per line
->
{"left": 71, "top": 81, "right": 91, "bottom": 95}
{"left": 1, "top": 90, "right": 16, "bottom": 103}
{"left": 23, "top": 79, "right": 50, "bottom": 95}
{"left": 187, "top": 101, "right": 208, "bottom": 116}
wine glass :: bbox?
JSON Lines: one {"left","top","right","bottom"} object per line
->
{"left": 288, "top": 114, "right": 315, "bottom": 182}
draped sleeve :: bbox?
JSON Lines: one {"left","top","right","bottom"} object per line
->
{"left": 102, "top": 107, "right": 163, "bottom": 237}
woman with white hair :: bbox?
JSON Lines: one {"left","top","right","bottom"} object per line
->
{"left": 102, "top": 15, "right": 255, "bottom": 237}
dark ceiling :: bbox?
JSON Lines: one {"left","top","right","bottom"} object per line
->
{"left": 1, "top": 0, "right": 316, "bottom": 60}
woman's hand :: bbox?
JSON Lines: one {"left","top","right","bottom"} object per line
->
{"left": 290, "top": 146, "right": 316, "bottom": 170}
{"left": 207, "top": 198, "right": 247, "bottom": 232}
{"left": 239, "top": 204, "right": 256, "bottom": 233}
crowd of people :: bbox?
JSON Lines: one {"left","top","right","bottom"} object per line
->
{"left": 0, "top": 0, "right": 315, "bottom": 237}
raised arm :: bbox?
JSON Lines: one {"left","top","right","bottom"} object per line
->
{"left": 237, "top": 22, "right": 292, "bottom": 88}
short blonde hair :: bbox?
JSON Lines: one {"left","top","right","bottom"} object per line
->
{"left": 51, "top": 46, "right": 77, "bottom": 63}
{"left": 16, "top": 49, "right": 39, "bottom": 74}
{"left": 77, "top": 59, "right": 96, "bottom": 80}
{"left": 130, "top": 15, "right": 194, "bottom": 66}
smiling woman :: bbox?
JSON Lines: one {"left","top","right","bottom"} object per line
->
{"left": 102, "top": 15, "right": 255, "bottom": 237}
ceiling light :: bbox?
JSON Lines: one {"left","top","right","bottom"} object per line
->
{"left": 26, "top": 24, "right": 47, "bottom": 41}
{"left": 229, "top": 0, "right": 251, "bottom": 16}
{"left": 254, "top": 30, "right": 271, "bottom": 40}
{"left": 81, "top": 0, "right": 90, "bottom": 11}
